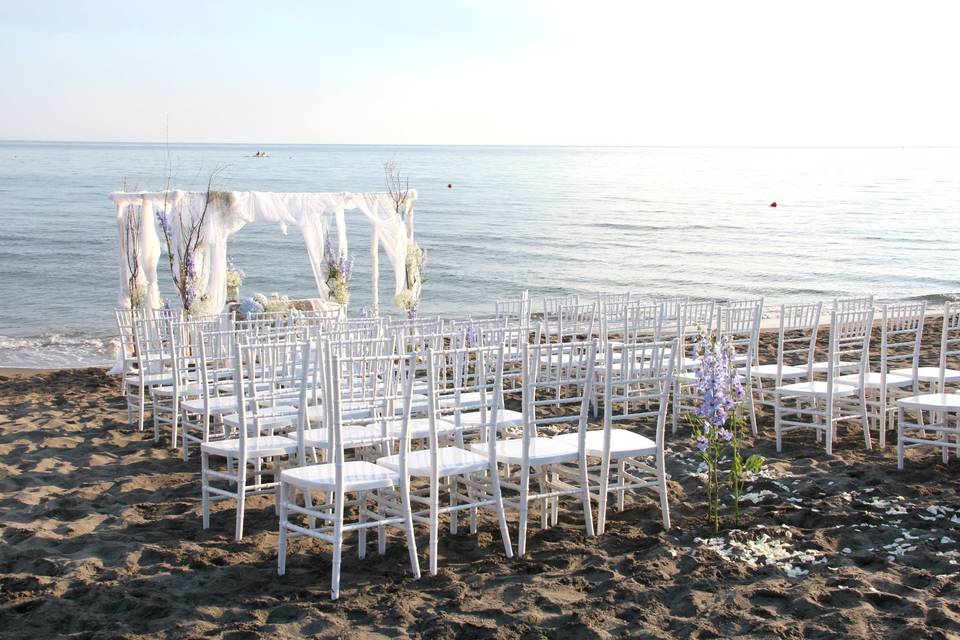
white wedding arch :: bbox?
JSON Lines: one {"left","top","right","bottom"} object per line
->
{"left": 111, "top": 188, "right": 417, "bottom": 315}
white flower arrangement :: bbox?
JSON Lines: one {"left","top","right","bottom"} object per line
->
{"left": 128, "top": 282, "right": 146, "bottom": 309}
{"left": 261, "top": 292, "right": 291, "bottom": 314}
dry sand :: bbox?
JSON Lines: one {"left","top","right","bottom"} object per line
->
{"left": 1, "top": 326, "right": 959, "bottom": 639}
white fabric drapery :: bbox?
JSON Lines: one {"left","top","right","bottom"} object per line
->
{"left": 111, "top": 189, "right": 417, "bottom": 315}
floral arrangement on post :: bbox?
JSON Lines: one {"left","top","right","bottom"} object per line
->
{"left": 154, "top": 170, "right": 228, "bottom": 316}
{"left": 124, "top": 204, "right": 145, "bottom": 309}
{"left": 394, "top": 242, "right": 427, "bottom": 319}
{"left": 323, "top": 238, "right": 353, "bottom": 308}
{"left": 689, "top": 332, "right": 764, "bottom": 532}
{"left": 225, "top": 258, "right": 244, "bottom": 302}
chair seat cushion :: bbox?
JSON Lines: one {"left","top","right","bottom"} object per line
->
{"left": 380, "top": 417, "right": 460, "bottom": 439}
{"left": 297, "top": 425, "right": 384, "bottom": 448}
{"left": 181, "top": 394, "right": 239, "bottom": 414}
{"left": 376, "top": 446, "right": 489, "bottom": 477}
{"left": 471, "top": 436, "right": 578, "bottom": 465}
{"left": 126, "top": 372, "right": 174, "bottom": 386}
{"left": 444, "top": 409, "right": 524, "bottom": 429}
{"left": 750, "top": 363, "right": 809, "bottom": 378}
{"left": 281, "top": 461, "right": 398, "bottom": 492}
{"left": 836, "top": 372, "right": 913, "bottom": 388}
{"left": 775, "top": 380, "right": 859, "bottom": 397}
{"left": 554, "top": 429, "right": 656, "bottom": 458}
{"left": 810, "top": 360, "right": 861, "bottom": 373}
{"left": 201, "top": 435, "right": 298, "bottom": 458}
{"left": 896, "top": 393, "right": 960, "bottom": 411}
{"left": 891, "top": 366, "right": 960, "bottom": 383}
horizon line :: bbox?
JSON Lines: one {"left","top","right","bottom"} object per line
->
{"left": 2, "top": 139, "right": 959, "bottom": 150}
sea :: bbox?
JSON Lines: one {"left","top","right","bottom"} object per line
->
{"left": 0, "top": 142, "right": 958, "bottom": 369}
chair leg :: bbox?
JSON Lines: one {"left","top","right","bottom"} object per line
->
{"left": 617, "top": 458, "right": 626, "bottom": 512}
{"left": 277, "top": 480, "right": 288, "bottom": 575}
{"left": 489, "top": 464, "right": 513, "bottom": 558}
{"left": 449, "top": 476, "right": 459, "bottom": 535}
{"left": 597, "top": 453, "right": 611, "bottom": 536}
{"left": 357, "top": 490, "right": 368, "bottom": 560}
{"left": 860, "top": 390, "right": 872, "bottom": 451}
{"left": 517, "top": 464, "right": 530, "bottom": 557}
{"left": 170, "top": 396, "right": 180, "bottom": 450}
{"left": 400, "top": 477, "right": 421, "bottom": 579}
{"left": 377, "top": 489, "right": 387, "bottom": 555}
{"left": 201, "top": 451, "right": 211, "bottom": 529}
{"left": 137, "top": 384, "right": 146, "bottom": 432}
{"left": 234, "top": 459, "right": 247, "bottom": 542}
{"left": 429, "top": 477, "right": 439, "bottom": 576}
{"left": 658, "top": 456, "right": 671, "bottom": 530}
{"left": 331, "top": 488, "right": 345, "bottom": 600}
{"left": 774, "top": 394, "right": 782, "bottom": 453}
{"left": 579, "top": 454, "right": 595, "bottom": 538}
{"left": 746, "top": 380, "right": 758, "bottom": 435}
{"left": 897, "top": 407, "right": 905, "bottom": 470}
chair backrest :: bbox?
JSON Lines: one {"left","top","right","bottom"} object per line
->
{"left": 418, "top": 344, "right": 507, "bottom": 443}
{"left": 543, "top": 294, "right": 580, "bottom": 317}
{"left": 543, "top": 301, "right": 598, "bottom": 344}
{"left": 677, "top": 300, "right": 716, "bottom": 363}
{"left": 601, "top": 339, "right": 676, "bottom": 454}
{"left": 495, "top": 291, "right": 530, "bottom": 326}
{"left": 612, "top": 300, "right": 663, "bottom": 345}
{"left": 233, "top": 335, "right": 311, "bottom": 456}
{"left": 522, "top": 339, "right": 597, "bottom": 442}
{"left": 877, "top": 301, "right": 926, "bottom": 379}
{"left": 316, "top": 344, "right": 410, "bottom": 466}
{"left": 115, "top": 307, "right": 145, "bottom": 362}
{"left": 937, "top": 302, "right": 960, "bottom": 386}
{"left": 655, "top": 295, "right": 689, "bottom": 332}
{"left": 834, "top": 295, "right": 874, "bottom": 313}
{"left": 196, "top": 329, "right": 240, "bottom": 406}
{"left": 773, "top": 302, "right": 822, "bottom": 381}
{"left": 826, "top": 308, "right": 874, "bottom": 388}
{"left": 132, "top": 315, "right": 173, "bottom": 376}
{"left": 718, "top": 299, "right": 763, "bottom": 370}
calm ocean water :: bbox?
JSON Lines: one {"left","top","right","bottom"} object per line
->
{"left": 0, "top": 142, "right": 958, "bottom": 368}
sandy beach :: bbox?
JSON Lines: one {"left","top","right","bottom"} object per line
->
{"left": 1, "top": 325, "right": 959, "bottom": 639}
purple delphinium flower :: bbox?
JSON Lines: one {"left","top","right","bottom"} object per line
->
{"left": 407, "top": 304, "right": 417, "bottom": 320}
{"left": 694, "top": 334, "right": 738, "bottom": 428}
{"left": 465, "top": 322, "right": 479, "bottom": 348}
{"left": 696, "top": 435, "right": 708, "bottom": 452}
{"left": 719, "top": 428, "right": 733, "bottom": 442}
{"left": 185, "top": 251, "right": 197, "bottom": 279}
{"left": 155, "top": 211, "right": 172, "bottom": 237}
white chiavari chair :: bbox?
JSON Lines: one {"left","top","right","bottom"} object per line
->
{"left": 896, "top": 304, "right": 960, "bottom": 467}
{"left": 200, "top": 334, "right": 308, "bottom": 540}
{"left": 555, "top": 339, "right": 675, "bottom": 534}
{"left": 495, "top": 290, "right": 530, "bottom": 326}
{"left": 472, "top": 339, "right": 597, "bottom": 556}
{"left": 774, "top": 309, "right": 873, "bottom": 454}
{"left": 278, "top": 345, "right": 420, "bottom": 600}
{"left": 128, "top": 315, "right": 175, "bottom": 432}
{"left": 115, "top": 307, "right": 145, "bottom": 423}
{"left": 750, "top": 302, "right": 822, "bottom": 414}
{"left": 376, "top": 344, "right": 514, "bottom": 574}
{"left": 836, "top": 302, "right": 925, "bottom": 448}
{"left": 891, "top": 303, "right": 960, "bottom": 391}
{"left": 179, "top": 329, "right": 241, "bottom": 460}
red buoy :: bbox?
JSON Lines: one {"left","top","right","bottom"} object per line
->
{"left": 770, "top": 201, "right": 777, "bottom": 207}
{"left": 447, "top": 183, "right": 452, "bottom": 189}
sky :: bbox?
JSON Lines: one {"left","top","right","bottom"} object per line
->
{"left": 1, "top": 0, "right": 959, "bottom": 146}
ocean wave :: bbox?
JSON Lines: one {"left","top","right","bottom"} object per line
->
{"left": 0, "top": 332, "right": 117, "bottom": 369}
